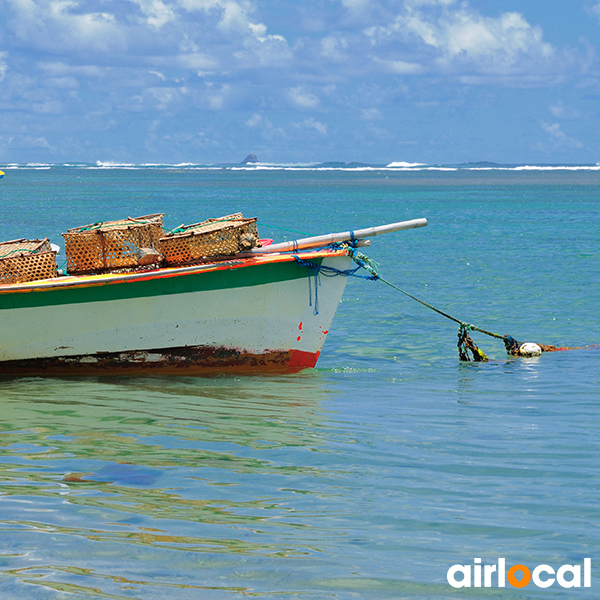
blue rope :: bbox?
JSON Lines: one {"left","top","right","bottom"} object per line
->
{"left": 292, "top": 256, "right": 379, "bottom": 281}
{"left": 309, "top": 265, "right": 317, "bottom": 314}
{"left": 293, "top": 255, "right": 379, "bottom": 316}
{"left": 294, "top": 256, "right": 321, "bottom": 314}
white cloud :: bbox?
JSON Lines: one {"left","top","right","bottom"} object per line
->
{"left": 129, "top": 0, "right": 175, "bottom": 27}
{"left": 6, "top": 0, "right": 126, "bottom": 53}
{"left": 207, "top": 83, "right": 230, "bottom": 109}
{"left": 361, "top": 107, "right": 382, "bottom": 120}
{"left": 549, "top": 100, "right": 589, "bottom": 119}
{"left": 372, "top": 57, "right": 424, "bottom": 74}
{"left": 457, "top": 74, "right": 564, "bottom": 87}
{"left": 0, "top": 52, "right": 8, "bottom": 81}
{"left": 147, "top": 87, "right": 181, "bottom": 108}
{"left": 0, "top": 0, "right": 596, "bottom": 164}
{"left": 287, "top": 86, "right": 319, "bottom": 109}
{"left": 3, "top": 0, "right": 561, "bottom": 91}
{"left": 44, "top": 76, "right": 79, "bottom": 88}
{"left": 248, "top": 22, "right": 286, "bottom": 44}
{"left": 171, "top": 53, "right": 218, "bottom": 70}
{"left": 541, "top": 121, "right": 583, "bottom": 149}
{"left": 300, "top": 118, "right": 327, "bottom": 135}
{"left": 365, "top": 1, "right": 555, "bottom": 76}
{"left": 178, "top": 0, "right": 287, "bottom": 48}
{"left": 406, "top": 0, "right": 456, "bottom": 5}
{"left": 321, "top": 35, "right": 349, "bottom": 61}
{"left": 4, "top": 0, "right": 290, "bottom": 71}
{"left": 0, "top": 134, "right": 52, "bottom": 149}
{"left": 246, "top": 113, "right": 261, "bottom": 126}
{"left": 549, "top": 102, "right": 565, "bottom": 117}
{"left": 32, "top": 100, "right": 64, "bottom": 114}
{"left": 243, "top": 113, "right": 286, "bottom": 140}
{"left": 38, "top": 62, "right": 107, "bottom": 77}
{"left": 338, "top": 0, "right": 370, "bottom": 14}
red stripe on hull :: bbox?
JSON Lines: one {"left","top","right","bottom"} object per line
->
{"left": 288, "top": 349, "right": 320, "bottom": 369}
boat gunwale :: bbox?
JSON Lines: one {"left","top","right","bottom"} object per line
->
{"left": 0, "top": 247, "right": 349, "bottom": 294}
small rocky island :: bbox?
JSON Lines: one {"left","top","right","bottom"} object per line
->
{"left": 241, "top": 153, "right": 258, "bottom": 164}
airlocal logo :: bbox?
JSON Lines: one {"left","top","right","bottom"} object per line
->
{"left": 447, "top": 558, "right": 591, "bottom": 589}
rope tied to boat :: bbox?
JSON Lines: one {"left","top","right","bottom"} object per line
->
{"left": 340, "top": 245, "right": 580, "bottom": 361}
{"left": 292, "top": 243, "right": 578, "bottom": 359}
{"left": 294, "top": 256, "right": 320, "bottom": 315}
{"left": 293, "top": 254, "right": 379, "bottom": 315}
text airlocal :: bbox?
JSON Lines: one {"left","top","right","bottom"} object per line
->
{"left": 447, "top": 558, "right": 591, "bottom": 589}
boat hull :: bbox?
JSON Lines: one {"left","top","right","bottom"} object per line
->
{"left": 0, "top": 250, "right": 352, "bottom": 375}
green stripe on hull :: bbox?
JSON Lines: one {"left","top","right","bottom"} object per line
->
{"left": 0, "top": 258, "right": 321, "bottom": 311}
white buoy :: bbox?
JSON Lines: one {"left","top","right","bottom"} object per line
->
{"left": 519, "top": 343, "right": 542, "bottom": 357}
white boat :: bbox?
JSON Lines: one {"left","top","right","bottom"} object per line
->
{"left": 0, "top": 219, "right": 426, "bottom": 375}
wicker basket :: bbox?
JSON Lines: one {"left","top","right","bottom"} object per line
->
{"left": 0, "top": 238, "right": 57, "bottom": 285}
{"left": 159, "top": 214, "right": 259, "bottom": 266}
{"left": 63, "top": 214, "right": 164, "bottom": 274}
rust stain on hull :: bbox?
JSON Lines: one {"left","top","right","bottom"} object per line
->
{"left": 0, "top": 345, "right": 320, "bottom": 377}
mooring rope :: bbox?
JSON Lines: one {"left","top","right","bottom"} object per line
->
{"left": 293, "top": 255, "right": 379, "bottom": 315}
{"left": 294, "top": 243, "right": 582, "bottom": 360}
{"left": 293, "top": 243, "right": 524, "bottom": 360}
{"left": 342, "top": 246, "right": 521, "bottom": 359}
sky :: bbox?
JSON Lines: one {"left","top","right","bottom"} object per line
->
{"left": 1, "top": 0, "right": 600, "bottom": 164}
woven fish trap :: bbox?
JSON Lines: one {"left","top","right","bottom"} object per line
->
{"left": 160, "top": 214, "right": 259, "bottom": 266}
{"left": 0, "top": 238, "right": 57, "bottom": 285}
{"left": 63, "top": 214, "right": 164, "bottom": 274}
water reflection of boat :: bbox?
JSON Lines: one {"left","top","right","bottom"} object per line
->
{"left": 0, "top": 219, "right": 426, "bottom": 375}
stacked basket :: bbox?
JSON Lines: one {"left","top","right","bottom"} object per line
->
{"left": 160, "top": 213, "right": 259, "bottom": 266}
{"left": 62, "top": 214, "right": 164, "bottom": 274}
{"left": 0, "top": 238, "right": 57, "bottom": 285}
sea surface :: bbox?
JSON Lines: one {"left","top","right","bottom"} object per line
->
{"left": 0, "top": 164, "right": 598, "bottom": 599}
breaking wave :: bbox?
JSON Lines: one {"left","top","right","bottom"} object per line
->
{"left": 3, "top": 161, "right": 600, "bottom": 172}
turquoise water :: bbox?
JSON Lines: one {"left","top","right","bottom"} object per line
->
{"left": 0, "top": 166, "right": 599, "bottom": 598}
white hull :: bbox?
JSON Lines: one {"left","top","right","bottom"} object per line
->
{"left": 0, "top": 251, "right": 352, "bottom": 374}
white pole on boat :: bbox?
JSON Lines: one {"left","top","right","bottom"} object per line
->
{"left": 251, "top": 218, "right": 427, "bottom": 254}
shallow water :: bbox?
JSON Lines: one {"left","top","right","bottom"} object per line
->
{"left": 0, "top": 166, "right": 598, "bottom": 598}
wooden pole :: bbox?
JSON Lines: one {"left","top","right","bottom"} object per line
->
{"left": 251, "top": 218, "right": 427, "bottom": 254}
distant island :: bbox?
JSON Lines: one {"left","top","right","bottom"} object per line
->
{"left": 241, "top": 153, "right": 258, "bottom": 164}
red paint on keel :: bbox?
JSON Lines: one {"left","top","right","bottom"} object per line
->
{"left": 0, "top": 345, "right": 322, "bottom": 376}
{"left": 288, "top": 349, "right": 320, "bottom": 369}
